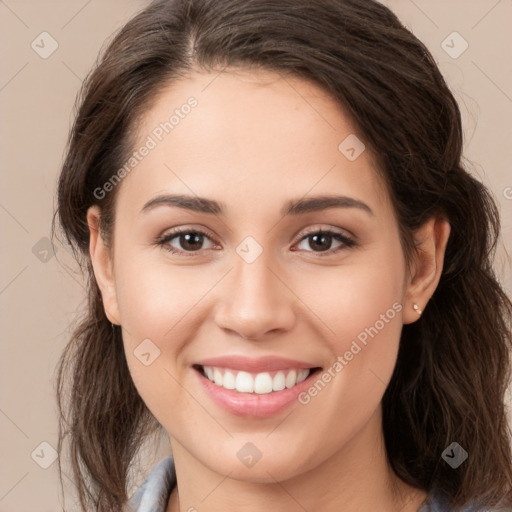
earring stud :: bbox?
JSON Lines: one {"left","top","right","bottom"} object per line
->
{"left": 413, "top": 303, "right": 422, "bottom": 315}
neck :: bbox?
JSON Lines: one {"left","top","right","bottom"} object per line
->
{"left": 166, "top": 407, "right": 427, "bottom": 512}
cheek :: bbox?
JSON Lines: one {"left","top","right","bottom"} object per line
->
{"left": 293, "top": 277, "right": 404, "bottom": 461}
{"left": 330, "top": 272, "right": 404, "bottom": 359}
{"left": 295, "top": 238, "right": 405, "bottom": 415}
{"left": 114, "top": 257, "right": 199, "bottom": 426}
{"left": 302, "top": 242, "right": 405, "bottom": 354}
{"left": 113, "top": 250, "right": 204, "bottom": 341}
{"left": 111, "top": 247, "right": 216, "bottom": 418}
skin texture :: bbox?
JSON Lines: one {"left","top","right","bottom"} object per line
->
{"left": 87, "top": 69, "right": 450, "bottom": 512}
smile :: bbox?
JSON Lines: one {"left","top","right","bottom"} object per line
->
{"left": 192, "top": 356, "right": 323, "bottom": 417}
{"left": 200, "top": 365, "right": 311, "bottom": 394}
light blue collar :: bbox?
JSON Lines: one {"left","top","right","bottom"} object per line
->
{"left": 129, "top": 456, "right": 176, "bottom": 512}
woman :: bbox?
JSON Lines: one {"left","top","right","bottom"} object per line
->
{"left": 53, "top": 0, "right": 512, "bottom": 511}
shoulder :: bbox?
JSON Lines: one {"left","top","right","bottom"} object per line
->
{"left": 127, "top": 456, "right": 176, "bottom": 512}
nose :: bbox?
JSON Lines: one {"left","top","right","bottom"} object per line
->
{"left": 213, "top": 251, "right": 296, "bottom": 341}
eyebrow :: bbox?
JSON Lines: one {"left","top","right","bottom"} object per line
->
{"left": 140, "top": 193, "right": 374, "bottom": 217}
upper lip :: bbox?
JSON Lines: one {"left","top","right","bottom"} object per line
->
{"left": 195, "top": 355, "right": 319, "bottom": 373}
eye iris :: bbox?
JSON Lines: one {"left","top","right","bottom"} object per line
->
{"left": 180, "top": 232, "right": 203, "bottom": 251}
{"left": 309, "top": 233, "right": 332, "bottom": 251}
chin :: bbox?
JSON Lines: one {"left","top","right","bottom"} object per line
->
{"left": 197, "top": 441, "right": 319, "bottom": 484}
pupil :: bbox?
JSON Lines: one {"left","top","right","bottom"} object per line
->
{"left": 182, "top": 233, "right": 202, "bottom": 251}
{"left": 311, "top": 233, "right": 331, "bottom": 251}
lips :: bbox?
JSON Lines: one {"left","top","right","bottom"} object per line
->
{"left": 192, "top": 356, "right": 322, "bottom": 417}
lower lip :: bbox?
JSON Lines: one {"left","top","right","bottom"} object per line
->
{"left": 195, "top": 368, "right": 319, "bottom": 418}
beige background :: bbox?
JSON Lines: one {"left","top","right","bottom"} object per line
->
{"left": 0, "top": 1, "right": 511, "bottom": 510}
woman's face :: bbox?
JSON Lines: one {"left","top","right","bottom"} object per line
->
{"left": 90, "top": 68, "right": 419, "bottom": 482}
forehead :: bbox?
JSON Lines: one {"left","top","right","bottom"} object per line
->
{"left": 117, "top": 68, "right": 390, "bottom": 218}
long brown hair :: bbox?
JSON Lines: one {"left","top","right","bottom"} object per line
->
{"left": 53, "top": 0, "right": 512, "bottom": 510}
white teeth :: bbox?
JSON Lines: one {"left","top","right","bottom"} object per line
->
{"left": 213, "top": 368, "right": 223, "bottom": 386}
{"left": 297, "top": 369, "right": 309, "bottom": 383}
{"left": 202, "top": 366, "right": 311, "bottom": 394}
{"left": 223, "top": 371, "right": 236, "bottom": 389}
{"left": 254, "top": 373, "right": 273, "bottom": 394}
{"left": 235, "top": 371, "right": 254, "bottom": 393}
{"left": 285, "top": 370, "right": 297, "bottom": 389}
{"left": 272, "top": 371, "right": 286, "bottom": 391}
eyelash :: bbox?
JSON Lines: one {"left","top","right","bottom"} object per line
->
{"left": 155, "top": 227, "right": 357, "bottom": 258}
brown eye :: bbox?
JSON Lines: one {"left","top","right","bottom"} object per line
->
{"left": 157, "top": 229, "right": 216, "bottom": 255}
{"left": 295, "top": 229, "right": 356, "bottom": 256}
{"left": 175, "top": 232, "right": 205, "bottom": 251}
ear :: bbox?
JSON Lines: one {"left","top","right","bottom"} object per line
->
{"left": 402, "top": 216, "right": 451, "bottom": 324}
{"left": 87, "top": 205, "right": 121, "bottom": 325}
